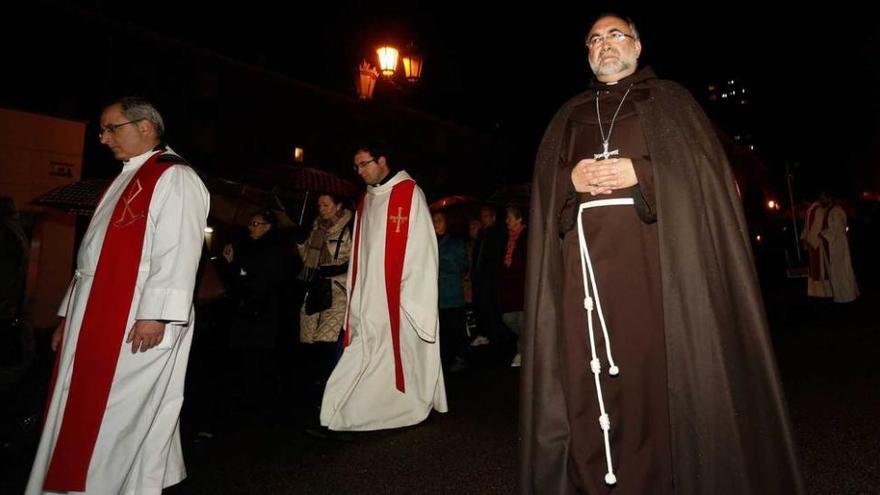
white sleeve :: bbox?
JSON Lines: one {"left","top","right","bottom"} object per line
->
{"left": 135, "top": 165, "right": 209, "bottom": 324}
{"left": 821, "top": 207, "right": 848, "bottom": 247}
{"left": 400, "top": 186, "right": 439, "bottom": 342}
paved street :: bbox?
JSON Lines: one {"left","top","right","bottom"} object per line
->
{"left": 2, "top": 282, "right": 878, "bottom": 494}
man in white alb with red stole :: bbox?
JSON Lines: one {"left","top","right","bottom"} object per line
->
{"left": 26, "top": 97, "right": 209, "bottom": 494}
{"left": 320, "top": 144, "right": 447, "bottom": 431}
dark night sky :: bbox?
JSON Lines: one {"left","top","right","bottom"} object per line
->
{"left": 7, "top": 1, "right": 880, "bottom": 193}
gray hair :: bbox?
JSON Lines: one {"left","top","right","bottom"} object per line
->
{"left": 113, "top": 96, "right": 165, "bottom": 138}
{"left": 591, "top": 13, "right": 640, "bottom": 41}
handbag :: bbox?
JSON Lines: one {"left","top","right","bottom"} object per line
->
{"left": 303, "top": 223, "right": 347, "bottom": 315}
{"left": 304, "top": 277, "right": 333, "bottom": 315}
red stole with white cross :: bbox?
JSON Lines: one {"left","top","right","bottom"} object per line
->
{"left": 344, "top": 179, "right": 416, "bottom": 393}
{"left": 43, "top": 151, "right": 174, "bottom": 492}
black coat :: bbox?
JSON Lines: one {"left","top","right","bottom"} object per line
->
{"left": 221, "top": 233, "right": 287, "bottom": 349}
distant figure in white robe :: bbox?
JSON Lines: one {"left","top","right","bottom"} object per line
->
{"left": 802, "top": 192, "right": 859, "bottom": 303}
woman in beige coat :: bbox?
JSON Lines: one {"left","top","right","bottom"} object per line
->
{"left": 298, "top": 194, "right": 353, "bottom": 373}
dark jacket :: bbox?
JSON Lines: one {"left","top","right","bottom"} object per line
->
{"left": 472, "top": 222, "right": 506, "bottom": 287}
{"left": 437, "top": 234, "right": 469, "bottom": 309}
{"left": 221, "top": 232, "right": 286, "bottom": 349}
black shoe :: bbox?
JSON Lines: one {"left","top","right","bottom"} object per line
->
{"left": 304, "top": 426, "right": 330, "bottom": 439}
{"left": 304, "top": 426, "right": 355, "bottom": 442}
{"left": 328, "top": 430, "right": 355, "bottom": 442}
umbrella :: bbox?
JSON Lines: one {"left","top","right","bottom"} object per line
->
{"left": 248, "top": 164, "right": 359, "bottom": 198}
{"left": 246, "top": 164, "right": 360, "bottom": 224}
{"left": 209, "top": 182, "right": 268, "bottom": 226}
{"left": 429, "top": 195, "right": 479, "bottom": 211}
{"left": 486, "top": 183, "right": 531, "bottom": 207}
{"left": 30, "top": 161, "right": 222, "bottom": 217}
{"left": 208, "top": 180, "right": 297, "bottom": 228}
{"left": 32, "top": 179, "right": 110, "bottom": 215}
{"left": 428, "top": 195, "right": 480, "bottom": 237}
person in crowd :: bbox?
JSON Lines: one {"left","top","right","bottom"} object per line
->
{"left": 320, "top": 143, "right": 447, "bottom": 432}
{"left": 433, "top": 210, "right": 469, "bottom": 373}
{"left": 520, "top": 13, "right": 802, "bottom": 494}
{"left": 298, "top": 194, "right": 353, "bottom": 382}
{"left": 28, "top": 96, "right": 208, "bottom": 494}
{"left": 499, "top": 204, "right": 527, "bottom": 367}
{"left": 802, "top": 191, "right": 860, "bottom": 303}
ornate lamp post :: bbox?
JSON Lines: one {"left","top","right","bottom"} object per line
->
{"left": 355, "top": 61, "right": 379, "bottom": 100}
{"left": 355, "top": 45, "right": 423, "bottom": 100}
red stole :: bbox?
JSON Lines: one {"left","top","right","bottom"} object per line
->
{"left": 43, "top": 151, "right": 174, "bottom": 491}
{"left": 343, "top": 179, "right": 416, "bottom": 393}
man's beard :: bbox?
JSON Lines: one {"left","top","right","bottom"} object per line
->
{"left": 590, "top": 53, "right": 635, "bottom": 78}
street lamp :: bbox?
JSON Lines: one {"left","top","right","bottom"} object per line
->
{"left": 376, "top": 46, "right": 399, "bottom": 76}
{"left": 356, "top": 61, "right": 379, "bottom": 100}
{"left": 355, "top": 45, "right": 423, "bottom": 100}
{"left": 401, "top": 54, "right": 423, "bottom": 82}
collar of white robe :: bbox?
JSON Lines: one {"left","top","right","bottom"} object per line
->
{"left": 576, "top": 197, "right": 635, "bottom": 485}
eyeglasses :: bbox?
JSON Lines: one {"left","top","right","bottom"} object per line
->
{"left": 586, "top": 31, "right": 636, "bottom": 49}
{"left": 97, "top": 119, "right": 142, "bottom": 139}
{"left": 353, "top": 158, "right": 376, "bottom": 171}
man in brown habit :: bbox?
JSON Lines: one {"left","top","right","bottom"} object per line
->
{"left": 519, "top": 13, "right": 803, "bottom": 495}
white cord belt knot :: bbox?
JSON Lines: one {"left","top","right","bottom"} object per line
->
{"left": 576, "top": 197, "right": 634, "bottom": 485}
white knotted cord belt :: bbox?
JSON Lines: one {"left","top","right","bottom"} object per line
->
{"left": 576, "top": 197, "right": 634, "bottom": 485}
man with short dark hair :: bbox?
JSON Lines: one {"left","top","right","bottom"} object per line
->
{"left": 27, "top": 97, "right": 208, "bottom": 494}
{"left": 520, "top": 14, "right": 803, "bottom": 495}
{"left": 320, "top": 144, "right": 447, "bottom": 431}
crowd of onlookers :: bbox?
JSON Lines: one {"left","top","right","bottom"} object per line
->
{"left": 174, "top": 193, "right": 529, "bottom": 437}
{"left": 3, "top": 186, "right": 877, "bottom": 445}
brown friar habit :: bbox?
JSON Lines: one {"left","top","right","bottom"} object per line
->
{"left": 519, "top": 67, "right": 803, "bottom": 495}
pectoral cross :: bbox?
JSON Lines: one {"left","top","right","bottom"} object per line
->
{"left": 593, "top": 141, "right": 619, "bottom": 161}
{"left": 114, "top": 179, "right": 144, "bottom": 227}
{"left": 390, "top": 207, "right": 408, "bottom": 233}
